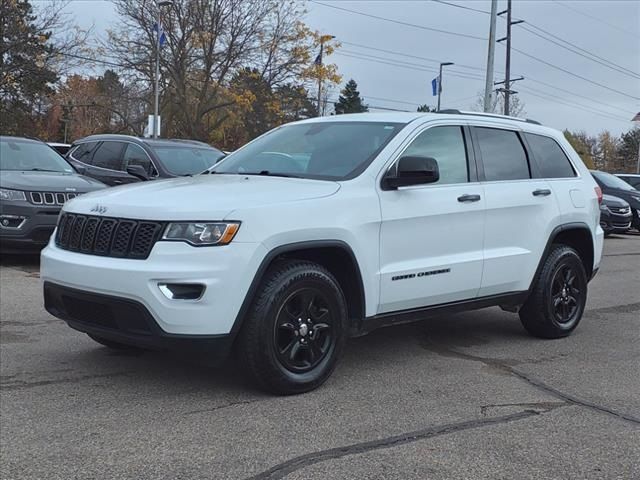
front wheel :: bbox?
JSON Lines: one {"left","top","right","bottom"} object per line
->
{"left": 519, "top": 245, "right": 587, "bottom": 339}
{"left": 238, "top": 260, "right": 348, "bottom": 395}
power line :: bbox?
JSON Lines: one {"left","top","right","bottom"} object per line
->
{"left": 431, "top": 0, "right": 640, "bottom": 80}
{"left": 309, "top": 0, "right": 486, "bottom": 41}
{"left": 519, "top": 87, "right": 631, "bottom": 124}
{"left": 509, "top": 45, "right": 640, "bottom": 101}
{"left": 334, "top": 51, "right": 485, "bottom": 82}
{"left": 553, "top": 0, "right": 640, "bottom": 39}
{"left": 340, "top": 40, "right": 502, "bottom": 75}
{"left": 518, "top": 24, "right": 640, "bottom": 80}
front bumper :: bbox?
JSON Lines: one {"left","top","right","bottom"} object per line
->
{"left": 0, "top": 201, "right": 61, "bottom": 252}
{"left": 600, "top": 211, "right": 633, "bottom": 234}
{"left": 44, "top": 282, "right": 233, "bottom": 359}
{"left": 41, "top": 239, "right": 266, "bottom": 336}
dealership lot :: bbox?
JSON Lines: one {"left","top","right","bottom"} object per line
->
{"left": 1, "top": 235, "right": 639, "bottom": 480}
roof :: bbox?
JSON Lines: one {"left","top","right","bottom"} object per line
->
{"left": 0, "top": 136, "right": 43, "bottom": 144}
{"left": 72, "top": 134, "right": 221, "bottom": 152}
{"left": 294, "top": 111, "right": 546, "bottom": 130}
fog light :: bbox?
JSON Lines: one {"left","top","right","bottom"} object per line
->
{"left": 158, "top": 283, "right": 205, "bottom": 300}
{"left": 0, "top": 215, "right": 26, "bottom": 229}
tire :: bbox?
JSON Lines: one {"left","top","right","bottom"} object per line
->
{"left": 519, "top": 245, "right": 588, "bottom": 339}
{"left": 87, "top": 334, "right": 143, "bottom": 351}
{"left": 238, "top": 260, "right": 348, "bottom": 395}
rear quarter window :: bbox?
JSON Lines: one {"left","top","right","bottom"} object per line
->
{"left": 525, "top": 133, "right": 576, "bottom": 178}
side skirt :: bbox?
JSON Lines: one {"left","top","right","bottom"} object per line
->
{"left": 356, "top": 292, "right": 528, "bottom": 336}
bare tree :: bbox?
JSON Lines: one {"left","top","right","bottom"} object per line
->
{"left": 106, "top": 0, "right": 314, "bottom": 140}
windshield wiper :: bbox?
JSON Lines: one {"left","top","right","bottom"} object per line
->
{"left": 244, "top": 170, "right": 302, "bottom": 179}
{"left": 26, "top": 168, "right": 63, "bottom": 173}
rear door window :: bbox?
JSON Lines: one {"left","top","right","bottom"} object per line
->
{"left": 475, "top": 127, "right": 530, "bottom": 181}
{"left": 91, "top": 141, "right": 125, "bottom": 171}
{"left": 525, "top": 133, "right": 576, "bottom": 178}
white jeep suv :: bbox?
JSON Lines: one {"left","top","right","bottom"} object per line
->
{"left": 41, "top": 111, "right": 604, "bottom": 394}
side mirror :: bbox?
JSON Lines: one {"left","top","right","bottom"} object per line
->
{"left": 382, "top": 156, "right": 440, "bottom": 190}
{"left": 74, "top": 164, "right": 87, "bottom": 175}
{"left": 126, "top": 164, "right": 150, "bottom": 181}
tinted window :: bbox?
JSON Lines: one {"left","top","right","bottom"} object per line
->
{"left": 151, "top": 146, "right": 224, "bottom": 176}
{"left": 476, "top": 128, "right": 530, "bottom": 181}
{"left": 123, "top": 144, "right": 156, "bottom": 175}
{"left": 214, "top": 122, "right": 405, "bottom": 180}
{"left": 71, "top": 142, "right": 99, "bottom": 163}
{"left": 0, "top": 139, "right": 74, "bottom": 173}
{"left": 91, "top": 141, "right": 124, "bottom": 170}
{"left": 402, "top": 126, "right": 468, "bottom": 184}
{"left": 525, "top": 133, "right": 575, "bottom": 178}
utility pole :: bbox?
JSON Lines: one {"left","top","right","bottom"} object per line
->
{"left": 153, "top": 0, "right": 172, "bottom": 138}
{"left": 496, "top": 0, "right": 523, "bottom": 116}
{"left": 437, "top": 62, "right": 454, "bottom": 111}
{"left": 316, "top": 35, "right": 335, "bottom": 116}
{"left": 483, "top": 0, "right": 498, "bottom": 112}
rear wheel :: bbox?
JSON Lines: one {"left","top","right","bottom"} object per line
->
{"left": 239, "top": 260, "right": 348, "bottom": 395}
{"left": 520, "top": 245, "right": 587, "bottom": 339}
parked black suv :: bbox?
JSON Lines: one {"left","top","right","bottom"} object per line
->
{"left": 591, "top": 170, "right": 640, "bottom": 231}
{"left": 0, "top": 136, "right": 105, "bottom": 253}
{"left": 66, "top": 135, "right": 225, "bottom": 186}
{"left": 600, "top": 194, "right": 632, "bottom": 236}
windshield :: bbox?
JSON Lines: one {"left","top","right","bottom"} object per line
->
{"left": 151, "top": 146, "right": 225, "bottom": 175}
{"left": 592, "top": 171, "right": 636, "bottom": 191}
{"left": 213, "top": 121, "right": 405, "bottom": 180}
{"left": 0, "top": 139, "right": 74, "bottom": 173}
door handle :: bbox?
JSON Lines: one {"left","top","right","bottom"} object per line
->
{"left": 457, "top": 194, "right": 481, "bottom": 203}
{"left": 112, "top": 180, "right": 124, "bottom": 185}
{"left": 532, "top": 189, "right": 551, "bottom": 197}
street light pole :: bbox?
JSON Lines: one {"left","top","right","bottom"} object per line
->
{"left": 437, "top": 62, "right": 454, "bottom": 111}
{"left": 153, "top": 0, "right": 172, "bottom": 138}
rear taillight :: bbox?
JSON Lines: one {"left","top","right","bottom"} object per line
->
{"left": 595, "top": 186, "right": 603, "bottom": 204}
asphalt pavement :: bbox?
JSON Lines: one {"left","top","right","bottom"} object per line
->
{"left": 1, "top": 234, "right": 639, "bottom": 479}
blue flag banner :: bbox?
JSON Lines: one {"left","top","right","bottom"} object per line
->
{"left": 431, "top": 76, "right": 439, "bottom": 96}
{"left": 153, "top": 23, "right": 167, "bottom": 47}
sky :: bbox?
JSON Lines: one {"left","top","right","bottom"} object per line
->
{"left": 50, "top": 0, "right": 639, "bottom": 136}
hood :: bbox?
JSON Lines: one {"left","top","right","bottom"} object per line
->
{"left": 602, "top": 188, "right": 640, "bottom": 207}
{"left": 602, "top": 194, "right": 629, "bottom": 208}
{"left": 0, "top": 170, "right": 106, "bottom": 192}
{"left": 63, "top": 174, "right": 341, "bottom": 220}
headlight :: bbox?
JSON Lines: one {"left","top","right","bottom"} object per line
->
{"left": 162, "top": 222, "right": 240, "bottom": 246}
{"left": 599, "top": 204, "right": 610, "bottom": 213}
{"left": 0, "top": 188, "right": 26, "bottom": 201}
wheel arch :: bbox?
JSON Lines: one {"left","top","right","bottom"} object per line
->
{"left": 229, "top": 240, "right": 366, "bottom": 343}
{"left": 530, "top": 222, "right": 595, "bottom": 292}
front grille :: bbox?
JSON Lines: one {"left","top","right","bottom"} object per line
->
{"left": 609, "top": 206, "right": 630, "bottom": 214}
{"left": 55, "top": 213, "right": 164, "bottom": 259}
{"left": 29, "top": 191, "right": 79, "bottom": 205}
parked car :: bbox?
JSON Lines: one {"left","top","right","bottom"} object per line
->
{"left": 47, "top": 142, "right": 72, "bottom": 156}
{"left": 591, "top": 170, "right": 640, "bottom": 231}
{"left": 0, "top": 136, "right": 105, "bottom": 253}
{"left": 615, "top": 173, "right": 640, "bottom": 190}
{"left": 42, "top": 111, "right": 603, "bottom": 394}
{"left": 66, "top": 135, "right": 226, "bottom": 186}
{"left": 599, "top": 194, "right": 632, "bottom": 236}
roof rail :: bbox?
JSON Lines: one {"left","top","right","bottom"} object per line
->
{"left": 436, "top": 109, "right": 542, "bottom": 126}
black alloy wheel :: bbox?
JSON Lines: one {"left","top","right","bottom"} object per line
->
{"left": 274, "top": 288, "right": 334, "bottom": 373}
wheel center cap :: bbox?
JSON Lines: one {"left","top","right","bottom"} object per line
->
{"left": 299, "top": 324, "right": 309, "bottom": 337}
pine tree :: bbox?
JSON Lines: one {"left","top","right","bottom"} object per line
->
{"left": 334, "top": 79, "right": 368, "bottom": 114}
